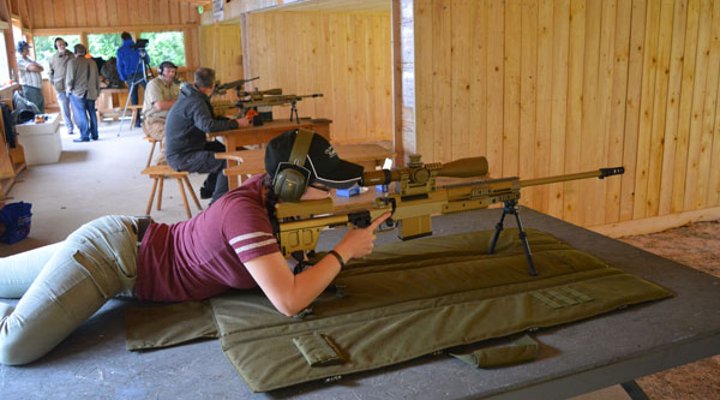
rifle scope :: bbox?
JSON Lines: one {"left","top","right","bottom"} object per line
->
{"left": 360, "top": 156, "right": 489, "bottom": 186}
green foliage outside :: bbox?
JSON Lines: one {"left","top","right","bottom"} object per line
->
{"left": 88, "top": 33, "right": 122, "bottom": 60}
{"left": 32, "top": 31, "right": 186, "bottom": 74}
{"left": 139, "top": 32, "right": 186, "bottom": 68}
{"left": 32, "top": 35, "right": 81, "bottom": 77}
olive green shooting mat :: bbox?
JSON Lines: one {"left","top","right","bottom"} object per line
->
{"left": 126, "top": 229, "right": 672, "bottom": 392}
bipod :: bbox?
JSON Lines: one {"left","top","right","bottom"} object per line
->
{"left": 488, "top": 199, "right": 538, "bottom": 276}
{"left": 289, "top": 100, "right": 300, "bottom": 124}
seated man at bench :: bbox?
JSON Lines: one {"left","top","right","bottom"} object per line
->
{"left": 165, "top": 67, "right": 249, "bottom": 203}
{"left": 142, "top": 61, "right": 180, "bottom": 164}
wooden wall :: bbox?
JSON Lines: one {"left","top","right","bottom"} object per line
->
{"left": 199, "top": 23, "right": 243, "bottom": 83}
{"left": 244, "top": 11, "right": 393, "bottom": 144}
{"left": 404, "top": 0, "right": 720, "bottom": 232}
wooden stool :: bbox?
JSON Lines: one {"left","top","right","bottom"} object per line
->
{"left": 141, "top": 165, "right": 202, "bottom": 219}
{"left": 129, "top": 105, "right": 143, "bottom": 127}
{"left": 144, "top": 136, "right": 161, "bottom": 168}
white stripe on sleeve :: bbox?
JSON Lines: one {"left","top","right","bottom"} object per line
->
{"left": 228, "top": 232, "right": 274, "bottom": 246}
{"left": 234, "top": 238, "right": 278, "bottom": 255}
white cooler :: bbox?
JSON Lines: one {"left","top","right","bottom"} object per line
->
{"left": 16, "top": 113, "right": 63, "bottom": 165}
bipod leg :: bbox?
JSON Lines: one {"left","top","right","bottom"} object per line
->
{"left": 290, "top": 101, "right": 300, "bottom": 123}
{"left": 510, "top": 204, "right": 538, "bottom": 276}
{"left": 488, "top": 203, "right": 509, "bottom": 254}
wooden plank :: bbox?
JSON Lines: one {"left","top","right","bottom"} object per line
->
{"left": 534, "top": 0, "right": 553, "bottom": 213}
{"left": 708, "top": 65, "right": 720, "bottom": 207}
{"left": 547, "top": 0, "right": 570, "bottom": 219}
{"left": 693, "top": 0, "right": 720, "bottom": 209}
{"left": 503, "top": 0, "right": 521, "bottom": 177}
{"left": 468, "top": 0, "right": 487, "bottom": 161}
{"left": 64, "top": 0, "right": 77, "bottom": 27}
{"left": 619, "top": 0, "right": 647, "bottom": 221}
{"left": 590, "top": 205, "right": 720, "bottom": 238}
{"left": 84, "top": 0, "right": 98, "bottom": 27}
{"left": 518, "top": 0, "right": 537, "bottom": 207}
{"left": 169, "top": 0, "right": 180, "bottom": 24}
{"left": 671, "top": 0, "right": 700, "bottom": 213}
{"left": 562, "top": 0, "right": 585, "bottom": 225}
{"left": 116, "top": 0, "right": 128, "bottom": 26}
{"left": 378, "top": 14, "right": 392, "bottom": 142}
{"left": 75, "top": 0, "right": 87, "bottom": 28}
{"left": 330, "top": 13, "right": 350, "bottom": 143}
{"left": 585, "top": 0, "right": 616, "bottom": 226}
{"left": 414, "top": 0, "right": 433, "bottom": 160}
{"left": 604, "top": 0, "right": 632, "bottom": 223}
{"left": 431, "top": 0, "right": 452, "bottom": 162}
{"left": 683, "top": 0, "right": 712, "bottom": 211}
{"left": 657, "top": 0, "right": 689, "bottom": 216}
{"left": 577, "top": 0, "right": 602, "bottom": 227}
{"left": 645, "top": 0, "right": 676, "bottom": 217}
{"left": 632, "top": 0, "right": 661, "bottom": 220}
{"left": 53, "top": 0, "right": 66, "bottom": 27}
{"left": 450, "top": 0, "right": 472, "bottom": 159}
{"left": 349, "top": 14, "right": 368, "bottom": 143}
{"left": 485, "top": 0, "right": 504, "bottom": 177}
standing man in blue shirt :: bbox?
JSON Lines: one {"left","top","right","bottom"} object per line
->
{"left": 116, "top": 32, "right": 150, "bottom": 128}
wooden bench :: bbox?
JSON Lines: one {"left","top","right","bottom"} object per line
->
{"left": 141, "top": 165, "right": 202, "bottom": 219}
{"left": 217, "top": 143, "right": 395, "bottom": 186}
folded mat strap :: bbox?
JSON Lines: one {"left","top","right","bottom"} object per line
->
{"left": 451, "top": 334, "right": 540, "bottom": 368}
{"left": 293, "top": 332, "right": 345, "bottom": 367}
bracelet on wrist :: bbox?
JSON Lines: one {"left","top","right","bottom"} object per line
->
{"left": 327, "top": 250, "right": 346, "bottom": 268}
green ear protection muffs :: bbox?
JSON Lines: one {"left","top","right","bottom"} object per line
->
{"left": 272, "top": 129, "right": 314, "bottom": 202}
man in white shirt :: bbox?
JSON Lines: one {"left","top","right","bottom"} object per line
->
{"left": 16, "top": 41, "right": 44, "bottom": 113}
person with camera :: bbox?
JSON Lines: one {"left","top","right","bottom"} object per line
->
{"left": 0, "top": 129, "right": 391, "bottom": 365}
{"left": 116, "top": 32, "right": 150, "bottom": 128}
{"left": 164, "top": 67, "right": 249, "bottom": 202}
{"left": 16, "top": 41, "right": 44, "bottom": 113}
{"left": 49, "top": 37, "right": 75, "bottom": 135}
{"left": 142, "top": 61, "right": 180, "bottom": 164}
{"left": 66, "top": 44, "right": 100, "bottom": 142}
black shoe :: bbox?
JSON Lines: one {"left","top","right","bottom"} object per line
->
{"left": 92, "top": 137, "right": 99, "bottom": 141}
{"left": 199, "top": 187, "right": 213, "bottom": 199}
{"left": 73, "top": 138, "right": 90, "bottom": 143}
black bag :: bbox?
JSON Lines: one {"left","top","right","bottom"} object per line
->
{"left": 11, "top": 91, "right": 38, "bottom": 125}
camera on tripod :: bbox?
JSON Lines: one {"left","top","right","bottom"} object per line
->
{"left": 132, "top": 39, "right": 149, "bottom": 49}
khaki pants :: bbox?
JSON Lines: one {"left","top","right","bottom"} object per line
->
{"left": 143, "top": 118, "right": 167, "bottom": 165}
{"left": 0, "top": 215, "right": 139, "bottom": 365}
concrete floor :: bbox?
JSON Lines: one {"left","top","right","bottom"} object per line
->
{"left": 0, "top": 121, "right": 705, "bottom": 399}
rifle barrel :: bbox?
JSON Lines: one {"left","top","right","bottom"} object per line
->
{"left": 520, "top": 166, "right": 624, "bottom": 187}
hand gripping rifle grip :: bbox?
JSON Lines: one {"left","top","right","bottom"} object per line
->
{"left": 599, "top": 166, "right": 625, "bottom": 179}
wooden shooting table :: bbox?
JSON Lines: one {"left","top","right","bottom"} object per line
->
{"left": 209, "top": 118, "right": 332, "bottom": 189}
{"left": 208, "top": 118, "right": 331, "bottom": 152}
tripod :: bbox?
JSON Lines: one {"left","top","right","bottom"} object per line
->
{"left": 116, "top": 48, "right": 152, "bottom": 136}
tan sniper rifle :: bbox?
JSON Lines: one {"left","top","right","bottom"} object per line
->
{"left": 275, "top": 155, "right": 624, "bottom": 276}
{"left": 237, "top": 93, "right": 324, "bottom": 123}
